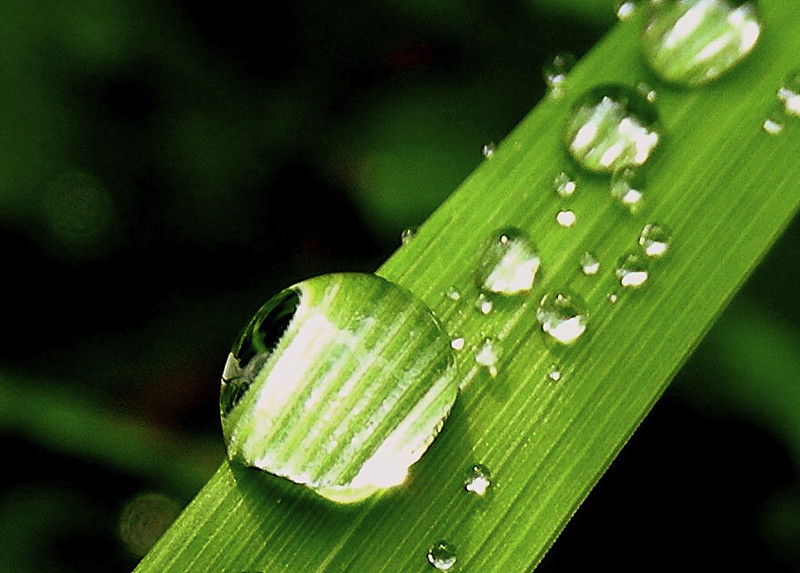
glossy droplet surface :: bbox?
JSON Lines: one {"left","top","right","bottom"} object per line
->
{"left": 536, "top": 292, "right": 589, "bottom": 345}
{"left": 611, "top": 167, "right": 645, "bottom": 212}
{"left": 777, "top": 70, "right": 800, "bottom": 118}
{"left": 221, "top": 273, "right": 458, "bottom": 504}
{"left": 615, "top": 0, "right": 639, "bottom": 20}
{"left": 762, "top": 115, "right": 785, "bottom": 136}
{"left": 464, "top": 464, "right": 492, "bottom": 496}
{"left": 427, "top": 541, "right": 457, "bottom": 571}
{"left": 548, "top": 368, "right": 562, "bottom": 382}
{"left": 642, "top": 0, "right": 761, "bottom": 86}
{"left": 482, "top": 142, "right": 496, "bottom": 159}
{"left": 475, "top": 293, "right": 494, "bottom": 315}
{"left": 556, "top": 210, "right": 577, "bottom": 227}
{"left": 401, "top": 228, "right": 416, "bottom": 245}
{"left": 543, "top": 53, "right": 576, "bottom": 99}
{"left": 553, "top": 171, "right": 577, "bottom": 197}
{"left": 580, "top": 252, "right": 600, "bottom": 276}
{"left": 639, "top": 223, "right": 673, "bottom": 257}
{"left": 475, "top": 338, "right": 499, "bottom": 377}
{"left": 616, "top": 253, "right": 651, "bottom": 287}
{"left": 476, "top": 228, "right": 541, "bottom": 295}
{"left": 564, "top": 84, "right": 661, "bottom": 174}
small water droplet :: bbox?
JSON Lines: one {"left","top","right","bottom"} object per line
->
{"left": 543, "top": 53, "right": 576, "bottom": 99}
{"left": 611, "top": 167, "right": 645, "bottom": 212}
{"left": 445, "top": 287, "right": 462, "bottom": 301}
{"left": 777, "top": 69, "right": 800, "bottom": 118}
{"left": 401, "top": 228, "right": 417, "bottom": 245}
{"left": 427, "top": 541, "right": 457, "bottom": 571}
{"left": 482, "top": 142, "right": 496, "bottom": 159}
{"left": 475, "top": 293, "right": 494, "bottom": 315}
{"left": 451, "top": 337, "right": 466, "bottom": 351}
{"left": 615, "top": 0, "right": 639, "bottom": 20}
{"left": 616, "top": 252, "right": 650, "bottom": 287}
{"left": 475, "top": 338, "right": 499, "bottom": 377}
{"left": 464, "top": 464, "right": 492, "bottom": 496}
{"left": 762, "top": 115, "right": 785, "bottom": 136}
{"left": 547, "top": 367, "right": 562, "bottom": 382}
{"left": 476, "top": 228, "right": 541, "bottom": 295}
{"left": 638, "top": 222, "right": 672, "bottom": 257}
{"left": 642, "top": 0, "right": 762, "bottom": 86}
{"left": 580, "top": 252, "right": 600, "bottom": 276}
{"left": 607, "top": 292, "right": 619, "bottom": 304}
{"left": 556, "top": 210, "right": 577, "bottom": 227}
{"left": 564, "top": 84, "right": 661, "bottom": 174}
{"left": 637, "top": 82, "right": 658, "bottom": 103}
{"left": 536, "top": 292, "right": 589, "bottom": 345}
{"left": 553, "top": 171, "right": 577, "bottom": 198}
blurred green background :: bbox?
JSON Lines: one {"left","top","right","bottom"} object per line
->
{"left": 0, "top": 1, "right": 798, "bottom": 571}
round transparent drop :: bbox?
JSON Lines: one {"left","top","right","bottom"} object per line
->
{"left": 611, "top": 167, "right": 646, "bottom": 212}
{"left": 642, "top": 0, "right": 762, "bottom": 86}
{"left": 475, "top": 338, "right": 499, "bottom": 378}
{"left": 777, "top": 69, "right": 800, "bottom": 118}
{"left": 427, "top": 541, "right": 457, "bottom": 571}
{"left": 639, "top": 223, "right": 672, "bottom": 257}
{"left": 543, "top": 52, "right": 576, "bottom": 99}
{"left": 464, "top": 464, "right": 493, "bottom": 496}
{"left": 616, "top": 253, "right": 651, "bottom": 287}
{"left": 553, "top": 171, "right": 577, "bottom": 198}
{"left": 580, "top": 252, "right": 600, "bottom": 276}
{"left": 564, "top": 84, "right": 661, "bottom": 174}
{"left": 220, "top": 273, "right": 459, "bottom": 504}
{"left": 536, "top": 292, "right": 589, "bottom": 345}
{"left": 556, "top": 210, "right": 577, "bottom": 227}
{"left": 476, "top": 227, "right": 541, "bottom": 295}
{"left": 482, "top": 142, "right": 496, "bottom": 159}
{"left": 615, "top": 0, "right": 639, "bottom": 21}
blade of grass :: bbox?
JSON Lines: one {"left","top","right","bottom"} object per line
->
{"left": 135, "top": 3, "right": 800, "bottom": 571}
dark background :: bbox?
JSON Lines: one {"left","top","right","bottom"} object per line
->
{"left": 0, "top": 1, "right": 798, "bottom": 571}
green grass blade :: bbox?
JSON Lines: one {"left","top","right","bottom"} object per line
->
{"left": 135, "top": 2, "right": 800, "bottom": 571}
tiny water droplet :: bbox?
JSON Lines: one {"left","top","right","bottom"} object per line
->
{"left": 445, "top": 287, "right": 462, "bottom": 301}
{"left": 451, "top": 337, "right": 466, "bottom": 351}
{"left": 475, "top": 293, "right": 494, "bottom": 315}
{"left": 401, "top": 228, "right": 416, "bottom": 245}
{"left": 638, "top": 223, "right": 672, "bottom": 257}
{"left": 475, "top": 338, "right": 499, "bottom": 377}
{"left": 564, "top": 84, "right": 661, "bottom": 174}
{"left": 547, "top": 367, "right": 562, "bottom": 382}
{"left": 476, "top": 228, "right": 541, "bottom": 295}
{"left": 553, "top": 171, "right": 577, "bottom": 197}
{"left": 607, "top": 292, "right": 619, "bottom": 304}
{"left": 637, "top": 82, "right": 658, "bottom": 103}
{"left": 464, "top": 464, "right": 492, "bottom": 496}
{"left": 427, "top": 541, "right": 457, "bottom": 571}
{"left": 611, "top": 167, "right": 645, "bottom": 212}
{"left": 642, "top": 0, "right": 762, "bottom": 86}
{"left": 543, "top": 53, "right": 576, "bottom": 99}
{"left": 777, "top": 70, "right": 800, "bottom": 118}
{"left": 556, "top": 210, "right": 577, "bottom": 227}
{"left": 580, "top": 252, "right": 600, "bottom": 276}
{"left": 536, "top": 292, "right": 589, "bottom": 345}
{"left": 762, "top": 115, "right": 785, "bottom": 136}
{"left": 615, "top": 0, "right": 639, "bottom": 21}
{"left": 482, "top": 142, "right": 496, "bottom": 159}
{"left": 616, "top": 252, "right": 650, "bottom": 287}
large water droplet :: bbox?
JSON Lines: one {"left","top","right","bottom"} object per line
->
{"left": 616, "top": 253, "right": 651, "bottom": 287}
{"left": 427, "top": 541, "right": 457, "bottom": 571}
{"left": 638, "top": 223, "right": 672, "bottom": 257}
{"left": 564, "top": 84, "right": 661, "bottom": 174}
{"left": 221, "top": 273, "right": 459, "bottom": 504}
{"left": 610, "top": 167, "right": 646, "bottom": 212}
{"left": 642, "top": 0, "right": 761, "bottom": 86}
{"left": 777, "top": 70, "right": 800, "bottom": 118}
{"left": 536, "top": 292, "right": 589, "bottom": 345}
{"left": 476, "top": 228, "right": 541, "bottom": 295}
{"left": 464, "top": 464, "right": 493, "bottom": 496}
